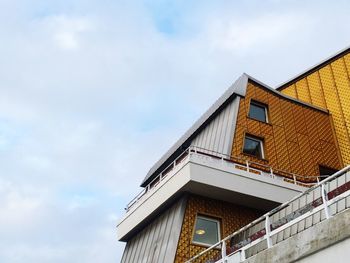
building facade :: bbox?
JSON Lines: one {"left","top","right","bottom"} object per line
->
{"left": 277, "top": 47, "right": 350, "bottom": 166}
{"left": 117, "top": 47, "right": 349, "bottom": 263}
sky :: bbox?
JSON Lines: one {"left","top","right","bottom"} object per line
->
{"left": 0, "top": 0, "right": 350, "bottom": 262}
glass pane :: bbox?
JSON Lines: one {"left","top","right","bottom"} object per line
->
{"left": 193, "top": 217, "right": 219, "bottom": 245}
{"left": 249, "top": 103, "right": 266, "bottom": 122}
{"left": 243, "top": 137, "right": 262, "bottom": 158}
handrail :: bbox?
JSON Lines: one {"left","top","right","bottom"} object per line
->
{"left": 124, "top": 146, "right": 321, "bottom": 211}
{"left": 186, "top": 165, "right": 350, "bottom": 263}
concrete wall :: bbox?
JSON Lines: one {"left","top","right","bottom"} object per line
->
{"left": 244, "top": 208, "right": 350, "bottom": 263}
{"left": 298, "top": 237, "right": 350, "bottom": 263}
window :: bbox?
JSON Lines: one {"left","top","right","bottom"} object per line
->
{"left": 319, "top": 165, "right": 338, "bottom": 180}
{"left": 249, "top": 101, "right": 268, "bottom": 122}
{"left": 243, "top": 135, "right": 264, "bottom": 159}
{"left": 192, "top": 215, "right": 220, "bottom": 246}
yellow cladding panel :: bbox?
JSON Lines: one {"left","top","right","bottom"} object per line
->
{"left": 282, "top": 84, "right": 297, "bottom": 98}
{"left": 231, "top": 82, "right": 341, "bottom": 180}
{"left": 295, "top": 78, "right": 311, "bottom": 104}
{"left": 306, "top": 73, "right": 327, "bottom": 109}
{"left": 282, "top": 53, "right": 350, "bottom": 165}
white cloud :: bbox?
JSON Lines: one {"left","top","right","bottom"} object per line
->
{"left": 47, "top": 15, "right": 95, "bottom": 50}
{"left": 208, "top": 13, "right": 311, "bottom": 53}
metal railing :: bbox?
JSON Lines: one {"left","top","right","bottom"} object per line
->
{"left": 124, "top": 146, "right": 321, "bottom": 212}
{"left": 186, "top": 165, "right": 350, "bottom": 263}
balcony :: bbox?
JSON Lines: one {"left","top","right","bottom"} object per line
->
{"left": 186, "top": 165, "right": 350, "bottom": 263}
{"left": 117, "top": 147, "right": 314, "bottom": 241}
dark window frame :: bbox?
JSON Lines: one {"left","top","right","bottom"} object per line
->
{"left": 242, "top": 134, "right": 265, "bottom": 159}
{"left": 249, "top": 100, "right": 268, "bottom": 123}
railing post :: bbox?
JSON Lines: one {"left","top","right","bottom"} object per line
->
{"left": 270, "top": 167, "right": 274, "bottom": 178}
{"left": 221, "top": 240, "right": 226, "bottom": 262}
{"left": 246, "top": 160, "right": 249, "bottom": 172}
{"left": 265, "top": 215, "right": 272, "bottom": 248}
{"left": 293, "top": 174, "right": 297, "bottom": 185}
{"left": 240, "top": 249, "right": 246, "bottom": 261}
{"left": 321, "top": 183, "right": 331, "bottom": 219}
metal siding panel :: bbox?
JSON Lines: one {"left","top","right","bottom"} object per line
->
{"left": 212, "top": 106, "right": 223, "bottom": 152}
{"left": 166, "top": 198, "right": 188, "bottom": 263}
{"left": 125, "top": 198, "right": 183, "bottom": 263}
{"left": 141, "top": 221, "right": 156, "bottom": 263}
{"left": 155, "top": 206, "right": 174, "bottom": 263}
{"left": 137, "top": 223, "right": 152, "bottom": 263}
{"left": 200, "top": 119, "right": 210, "bottom": 150}
{"left": 212, "top": 108, "right": 222, "bottom": 152}
{"left": 225, "top": 98, "right": 240, "bottom": 156}
{"left": 145, "top": 216, "right": 163, "bottom": 263}
{"left": 152, "top": 212, "right": 170, "bottom": 262}
{"left": 129, "top": 232, "right": 142, "bottom": 263}
{"left": 135, "top": 233, "right": 146, "bottom": 262}
{"left": 134, "top": 224, "right": 149, "bottom": 263}
{"left": 125, "top": 235, "right": 138, "bottom": 263}
{"left": 121, "top": 241, "right": 131, "bottom": 263}
{"left": 222, "top": 102, "right": 234, "bottom": 153}
{"left": 123, "top": 238, "right": 135, "bottom": 263}
{"left": 191, "top": 98, "right": 239, "bottom": 156}
{"left": 209, "top": 112, "right": 218, "bottom": 151}
{"left": 157, "top": 204, "right": 177, "bottom": 263}
{"left": 206, "top": 116, "right": 215, "bottom": 150}
{"left": 217, "top": 104, "right": 229, "bottom": 153}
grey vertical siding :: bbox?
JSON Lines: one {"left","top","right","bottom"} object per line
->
{"left": 191, "top": 97, "right": 240, "bottom": 156}
{"left": 121, "top": 197, "right": 187, "bottom": 263}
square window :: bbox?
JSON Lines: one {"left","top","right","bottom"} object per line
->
{"left": 243, "top": 135, "right": 264, "bottom": 159}
{"left": 192, "top": 215, "right": 220, "bottom": 246}
{"left": 249, "top": 101, "right": 268, "bottom": 122}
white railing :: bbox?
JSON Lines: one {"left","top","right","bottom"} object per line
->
{"left": 186, "top": 165, "right": 350, "bottom": 263}
{"left": 124, "top": 146, "right": 320, "bottom": 212}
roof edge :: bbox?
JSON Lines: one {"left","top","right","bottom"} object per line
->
{"left": 245, "top": 74, "right": 328, "bottom": 114}
{"left": 276, "top": 45, "right": 350, "bottom": 90}
{"left": 140, "top": 74, "right": 248, "bottom": 187}
{"left": 140, "top": 73, "right": 329, "bottom": 188}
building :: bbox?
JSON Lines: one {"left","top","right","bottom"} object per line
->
{"left": 117, "top": 47, "right": 350, "bottom": 263}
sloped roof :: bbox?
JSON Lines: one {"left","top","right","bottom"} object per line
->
{"left": 141, "top": 73, "right": 328, "bottom": 187}
{"left": 140, "top": 74, "right": 248, "bottom": 187}
{"left": 277, "top": 46, "right": 350, "bottom": 90}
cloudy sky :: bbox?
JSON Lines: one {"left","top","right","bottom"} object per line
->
{"left": 0, "top": 0, "right": 350, "bottom": 262}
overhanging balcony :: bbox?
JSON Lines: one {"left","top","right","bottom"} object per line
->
{"left": 117, "top": 147, "right": 314, "bottom": 241}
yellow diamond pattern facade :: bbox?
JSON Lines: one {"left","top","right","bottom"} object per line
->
{"left": 279, "top": 51, "right": 350, "bottom": 165}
